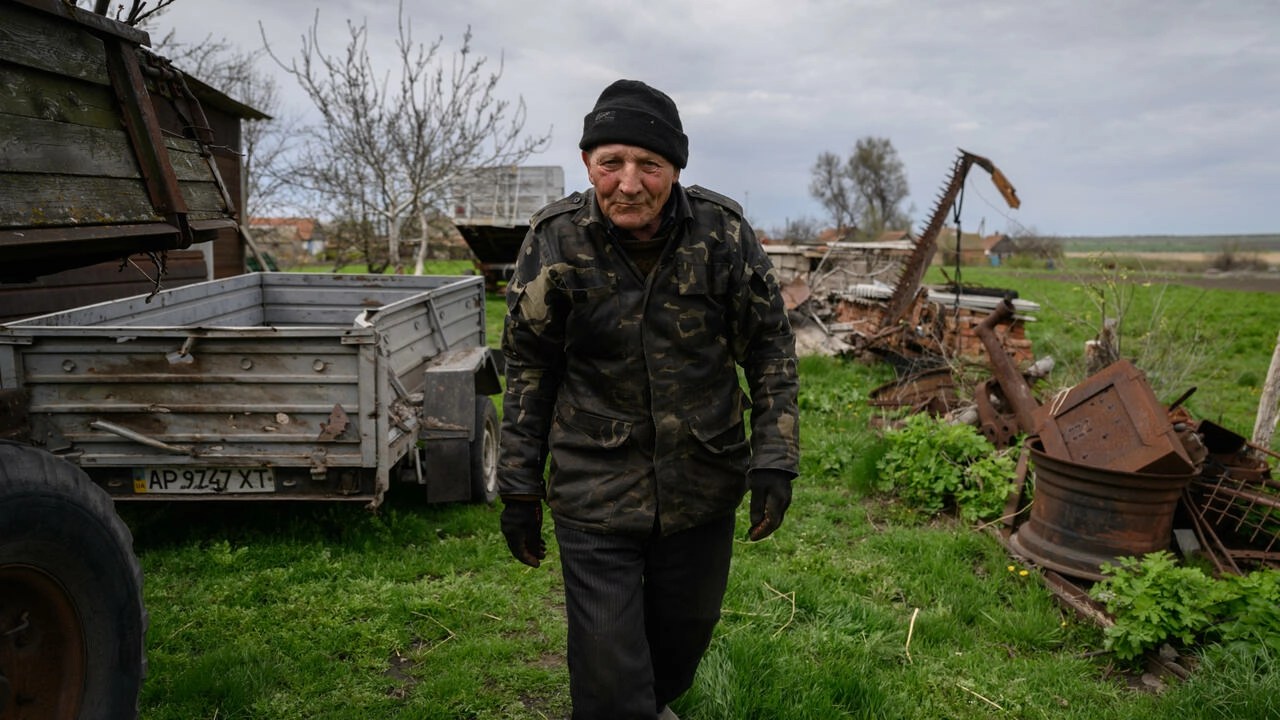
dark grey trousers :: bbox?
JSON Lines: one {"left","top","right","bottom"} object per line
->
{"left": 555, "top": 514, "right": 735, "bottom": 720}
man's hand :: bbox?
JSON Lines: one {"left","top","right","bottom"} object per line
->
{"left": 747, "top": 471, "right": 793, "bottom": 541}
{"left": 500, "top": 497, "right": 547, "bottom": 567}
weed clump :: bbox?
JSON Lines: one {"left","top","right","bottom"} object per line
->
{"left": 875, "top": 414, "right": 1017, "bottom": 523}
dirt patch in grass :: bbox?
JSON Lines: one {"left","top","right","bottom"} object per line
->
{"left": 1171, "top": 271, "right": 1280, "bottom": 294}
{"left": 531, "top": 651, "right": 565, "bottom": 670}
{"left": 384, "top": 639, "right": 428, "bottom": 698}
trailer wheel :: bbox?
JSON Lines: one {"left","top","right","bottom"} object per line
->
{"left": 471, "top": 397, "right": 499, "bottom": 504}
{"left": 0, "top": 442, "right": 146, "bottom": 720}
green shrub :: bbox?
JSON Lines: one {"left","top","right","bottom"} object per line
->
{"left": 1090, "top": 552, "right": 1280, "bottom": 662}
{"left": 1215, "top": 569, "right": 1280, "bottom": 654}
{"left": 1090, "top": 551, "right": 1225, "bottom": 660}
{"left": 875, "top": 414, "right": 1016, "bottom": 523}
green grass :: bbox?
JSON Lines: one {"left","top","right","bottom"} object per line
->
{"left": 931, "top": 265, "right": 1280, "bottom": 445}
{"left": 1057, "top": 234, "right": 1280, "bottom": 254}
{"left": 290, "top": 260, "right": 478, "bottom": 276}
{"left": 124, "top": 268, "right": 1280, "bottom": 718}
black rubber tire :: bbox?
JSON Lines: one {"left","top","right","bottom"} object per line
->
{"left": 0, "top": 442, "right": 146, "bottom": 720}
{"left": 470, "top": 396, "right": 500, "bottom": 504}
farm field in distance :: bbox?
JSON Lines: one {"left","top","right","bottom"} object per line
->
{"left": 1052, "top": 233, "right": 1280, "bottom": 292}
{"left": 1056, "top": 233, "right": 1280, "bottom": 254}
{"left": 924, "top": 261, "right": 1279, "bottom": 449}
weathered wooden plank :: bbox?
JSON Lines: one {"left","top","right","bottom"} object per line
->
{"left": 1253, "top": 329, "right": 1280, "bottom": 449}
{"left": 0, "top": 64, "right": 120, "bottom": 128}
{"left": 8, "top": 0, "right": 150, "bottom": 46}
{"left": 0, "top": 173, "right": 160, "bottom": 227}
{"left": 168, "top": 141, "right": 239, "bottom": 218}
{"left": 0, "top": 250, "right": 208, "bottom": 324}
{"left": 165, "top": 139, "right": 226, "bottom": 183}
{"left": 0, "top": 3, "right": 110, "bottom": 85}
{"left": 0, "top": 113, "right": 141, "bottom": 178}
{"left": 179, "top": 180, "right": 231, "bottom": 216}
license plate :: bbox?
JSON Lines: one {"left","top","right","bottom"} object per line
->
{"left": 132, "top": 467, "right": 275, "bottom": 494}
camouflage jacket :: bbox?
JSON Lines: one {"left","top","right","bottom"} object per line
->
{"left": 497, "top": 183, "right": 799, "bottom": 536}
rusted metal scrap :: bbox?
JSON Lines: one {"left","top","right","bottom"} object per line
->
{"left": 790, "top": 150, "right": 1027, "bottom": 369}
{"left": 866, "top": 296, "right": 1046, "bottom": 443}
{"left": 1008, "top": 436, "right": 1198, "bottom": 581}
{"left": 973, "top": 379, "right": 1021, "bottom": 449}
{"left": 1037, "top": 359, "right": 1196, "bottom": 476}
{"left": 869, "top": 367, "right": 961, "bottom": 416}
{"left": 978, "top": 315, "right": 1204, "bottom": 581}
{"left": 1183, "top": 419, "right": 1280, "bottom": 573}
{"left": 974, "top": 298, "right": 1041, "bottom": 436}
{"left": 879, "top": 149, "right": 1020, "bottom": 331}
{"left": 834, "top": 287, "right": 1039, "bottom": 372}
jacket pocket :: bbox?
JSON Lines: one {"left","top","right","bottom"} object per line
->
{"left": 554, "top": 406, "right": 632, "bottom": 449}
{"left": 560, "top": 267, "right": 617, "bottom": 303}
{"left": 547, "top": 407, "right": 643, "bottom": 530}
{"left": 690, "top": 413, "right": 749, "bottom": 456}
{"left": 680, "top": 413, "right": 750, "bottom": 512}
{"left": 675, "top": 261, "right": 731, "bottom": 297}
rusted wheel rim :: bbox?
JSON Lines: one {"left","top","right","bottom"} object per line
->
{"left": 0, "top": 564, "right": 85, "bottom": 720}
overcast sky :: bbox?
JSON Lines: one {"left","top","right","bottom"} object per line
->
{"left": 149, "top": 0, "right": 1279, "bottom": 238}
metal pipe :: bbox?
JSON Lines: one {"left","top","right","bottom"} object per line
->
{"left": 975, "top": 298, "right": 1040, "bottom": 435}
{"left": 90, "top": 420, "right": 191, "bottom": 455}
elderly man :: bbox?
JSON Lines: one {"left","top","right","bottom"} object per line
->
{"left": 498, "top": 79, "right": 800, "bottom": 720}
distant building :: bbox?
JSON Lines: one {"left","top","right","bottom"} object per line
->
{"left": 816, "top": 227, "right": 853, "bottom": 245}
{"left": 983, "top": 233, "right": 1018, "bottom": 266}
{"left": 876, "top": 229, "right": 913, "bottom": 243}
{"left": 249, "top": 218, "right": 325, "bottom": 266}
{"left": 933, "top": 227, "right": 989, "bottom": 267}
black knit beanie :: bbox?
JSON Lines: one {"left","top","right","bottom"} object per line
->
{"left": 579, "top": 79, "right": 688, "bottom": 169}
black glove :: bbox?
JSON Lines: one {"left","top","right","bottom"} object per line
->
{"left": 500, "top": 497, "right": 546, "bottom": 567}
{"left": 747, "top": 471, "right": 793, "bottom": 541}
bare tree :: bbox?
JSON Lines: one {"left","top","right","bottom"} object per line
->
{"left": 266, "top": 3, "right": 550, "bottom": 274}
{"left": 88, "top": 0, "right": 179, "bottom": 26}
{"left": 810, "top": 137, "right": 911, "bottom": 242}
{"left": 767, "top": 216, "right": 821, "bottom": 245}
{"left": 848, "top": 137, "right": 910, "bottom": 240}
{"left": 1011, "top": 226, "right": 1064, "bottom": 265}
{"left": 809, "top": 151, "right": 861, "bottom": 237}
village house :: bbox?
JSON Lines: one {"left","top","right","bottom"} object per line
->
{"left": 984, "top": 233, "right": 1018, "bottom": 266}
{"left": 248, "top": 217, "right": 326, "bottom": 267}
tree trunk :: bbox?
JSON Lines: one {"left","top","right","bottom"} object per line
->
{"left": 412, "top": 209, "right": 429, "bottom": 276}
{"left": 1251, "top": 328, "right": 1280, "bottom": 449}
{"left": 388, "top": 215, "right": 403, "bottom": 273}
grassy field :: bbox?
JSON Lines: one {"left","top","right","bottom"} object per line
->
{"left": 122, "top": 265, "right": 1280, "bottom": 719}
{"left": 1056, "top": 234, "right": 1280, "bottom": 255}
{"left": 931, "top": 264, "right": 1280, "bottom": 445}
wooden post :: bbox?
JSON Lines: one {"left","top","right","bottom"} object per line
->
{"left": 1253, "top": 329, "right": 1280, "bottom": 450}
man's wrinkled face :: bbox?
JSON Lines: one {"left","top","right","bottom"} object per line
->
{"left": 583, "top": 144, "right": 680, "bottom": 237}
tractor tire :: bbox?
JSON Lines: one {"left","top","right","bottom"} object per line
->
{"left": 0, "top": 442, "right": 146, "bottom": 720}
{"left": 470, "top": 396, "right": 500, "bottom": 504}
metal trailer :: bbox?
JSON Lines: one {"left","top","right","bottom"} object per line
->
{"left": 0, "top": 272, "right": 502, "bottom": 508}
{"left": 449, "top": 165, "right": 564, "bottom": 290}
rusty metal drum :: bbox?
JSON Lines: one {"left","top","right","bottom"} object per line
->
{"left": 1009, "top": 439, "right": 1197, "bottom": 581}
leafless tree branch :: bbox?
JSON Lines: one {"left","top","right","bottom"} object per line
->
{"left": 264, "top": 1, "right": 550, "bottom": 273}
